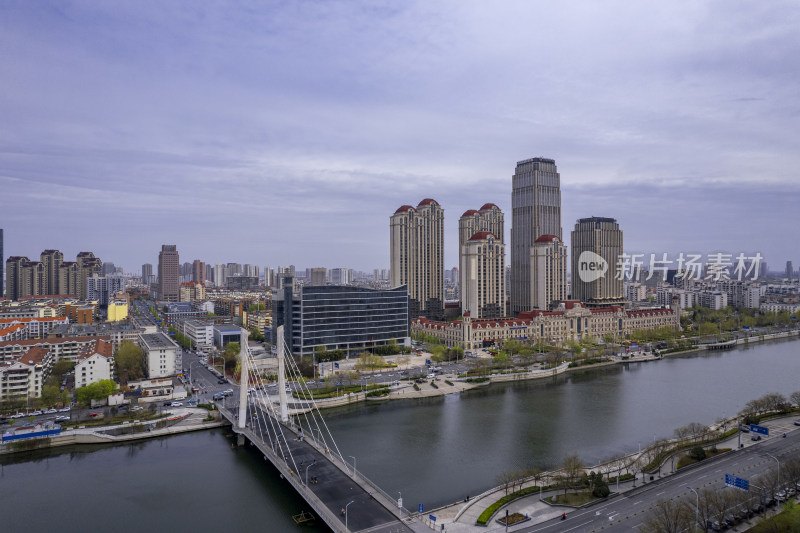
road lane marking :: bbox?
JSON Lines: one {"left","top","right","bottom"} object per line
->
{"left": 633, "top": 500, "right": 642, "bottom": 505}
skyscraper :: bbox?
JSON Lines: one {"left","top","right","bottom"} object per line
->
{"left": 510, "top": 157, "right": 562, "bottom": 315}
{"left": 158, "top": 245, "right": 180, "bottom": 301}
{"left": 786, "top": 261, "right": 794, "bottom": 281}
{"left": 571, "top": 217, "right": 624, "bottom": 307}
{"left": 76, "top": 252, "right": 103, "bottom": 300}
{"left": 214, "top": 264, "right": 227, "bottom": 288}
{"left": 459, "top": 203, "right": 505, "bottom": 312}
{"left": 530, "top": 234, "right": 568, "bottom": 310}
{"left": 0, "top": 228, "right": 3, "bottom": 298}
{"left": 390, "top": 199, "right": 445, "bottom": 320}
{"left": 460, "top": 231, "right": 506, "bottom": 318}
{"left": 142, "top": 263, "right": 154, "bottom": 285}
{"left": 309, "top": 267, "right": 327, "bottom": 286}
{"left": 192, "top": 260, "right": 206, "bottom": 284}
{"left": 40, "top": 249, "right": 63, "bottom": 295}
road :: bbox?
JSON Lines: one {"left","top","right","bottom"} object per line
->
{"left": 517, "top": 425, "right": 800, "bottom": 532}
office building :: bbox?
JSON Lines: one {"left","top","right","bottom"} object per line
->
{"left": 329, "top": 268, "right": 352, "bottom": 285}
{"left": 571, "top": 217, "right": 625, "bottom": 307}
{"left": 787, "top": 261, "right": 794, "bottom": 281}
{"left": 510, "top": 157, "right": 562, "bottom": 314}
{"left": 272, "top": 280, "right": 409, "bottom": 356}
{"left": 192, "top": 260, "right": 206, "bottom": 284}
{"left": 390, "top": 199, "right": 445, "bottom": 320}
{"left": 101, "top": 262, "right": 116, "bottom": 276}
{"left": 459, "top": 203, "right": 505, "bottom": 309}
{"left": 264, "top": 266, "right": 275, "bottom": 287}
{"left": 530, "top": 234, "right": 568, "bottom": 310}
{"left": 158, "top": 245, "right": 180, "bottom": 302}
{"left": 460, "top": 232, "right": 506, "bottom": 318}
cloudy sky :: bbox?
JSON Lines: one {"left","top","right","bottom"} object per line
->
{"left": 1, "top": 1, "right": 799, "bottom": 275}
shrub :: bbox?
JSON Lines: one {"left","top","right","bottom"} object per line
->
{"left": 688, "top": 446, "right": 706, "bottom": 461}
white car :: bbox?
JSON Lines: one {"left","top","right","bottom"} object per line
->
{"left": 55, "top": 415, "right": 69, "bottom": 422}
{"left": 31, "top": 410, "right": 43, "bottom": 416}
{"left": 131, "top": 406, "right": 143, "bottom": 411}
{"left": 59, "top": 407, "right": 71, "bottom": 412}
{"left": 170, "top": 402, "right": 183, "bottom": 407}
{"left": 44, "top": 408, "right": 58, "bottom": 414}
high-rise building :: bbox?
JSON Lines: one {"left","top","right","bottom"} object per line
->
{"left": 76, "top": 252, "right": 103, "bottom": 300}
{"left": 40, "top": 249, "right": 63, "bottom": 295}
{"left": 570, "top": 217, "right": 624, "bottom": 307}
{"left": 510, "top": 157, "right": 562, "bottom": 315}
{"left": 530, "top": 234, "right": 568, "bottom": 310}
{"left": 264, "top": 266, "right": 275, "bottom": 287}
{"left": 309, "top": 267, "right": 327, "bottom": 286}
{"left": 141, "top": 263, "right": 154, "bottom": 285}
{"left": 460, "top": 231, "right": 506, "bottom": 318}
{"left": 786, "top": 261, "right": 794, "bottom": 281}
{"left": 0, "top": 228, "right": 3, "bottom": 298}
{"left": 390, "top": 199, "right": 445, "bottom": 320}
{"left": 192, "top": 260, "right": 206, "bottom": 284}
{"left": 329, "top": 267, "right": 351, "bottom": 285}
{"left": 158, "top": 245, "right": 180, "bottom": 301}
{"left": 243, "top": 264, "right": 258, "bottom": 278}
{"left": 101, "top": 262, "right": 116, "bottom": 276}
{"left": 458, "top": 203, "right": 505, "bottom": 310}
{"left": 227, "top": 263, "right": 243, "bottom": 277}
{"left": 86, "top": 274, "right": 126, "bottom": 306}
{"left": 214, "top": 264, "right": 226, "bottom": 288}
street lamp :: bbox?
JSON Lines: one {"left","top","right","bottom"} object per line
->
{"left": 305, "top": 461, "right": 315, "bottom": 486}
{"left": 687, "top": 486, "right": 699, "bottom": 530}
{"left": 345, "top": 500, "right": 355, "bottom": 530}
{"left": 764, "top": 452, "right": 781, "bottom": 483}
{"left": 397, "top": 491, "right": 402, "bottom": 518}
{"left": 349, "top": 455, "right": 357, "bottom": 478}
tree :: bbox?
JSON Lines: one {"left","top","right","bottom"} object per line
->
{"left": 51, "top": 360, "right": 75, "bottom": 382}
{"left": 41, "top": 385, "right": 60, "bottom": 408}
{"left": 639, "top": 498, "right": 693, "bottom": 533}
{"left": 588, "top": 471, "right": 610, "bottom": 498}
{"left": 222, "top": 342, "right": 241, "bottom": 371}
{"left": 75, "top": 379, "right": 119, "bottom": 406}
{"left": 791, "top": 390, "right": 800, "bottom": 408}
{"left": 560, "top": 454, "right": 585, "bottom": 495}
{"left": 503, "top": 339, "right": 524, "bottom": 358}
{"left": 115, "top": 340, "right": 144, "bottom": 383}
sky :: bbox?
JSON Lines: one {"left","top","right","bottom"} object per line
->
{"left": 1, "top": 1, "right": 799, "bottom": 275}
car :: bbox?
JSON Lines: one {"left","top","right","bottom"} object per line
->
{"left": 224, "top": 389, "right": 233, "bottom": 394}
{"left": 170, "top": 402, "right": 183, "bottom": 407}
{"left": 44, "top": 408, "right": 58, "bottom": 414}
{"left": 55, "top": 415, "right": 69, "bottom": 422}
{"left": 218, "top": 379, "right": 226, "bottom": 384}
{"left": 88, "top": 412, "right": 102, "bottom": 417}
{"left": 751, "top": 435, "right": 762, "bottom": 441}
{"left": 11, "top": 413, "right": 25, "bottom": 419}
{"left": 192, "top": 387, "right": 200, "bottom": 392}
{"left": 31, "top": 410, "right": 43, "bottom": 416}
{"left": 59, "top": 407, "right": 71, "bottom": 412}
{"left": 776, "top": 491, "right": 786, "bottom": 502}
{"left": 794, "top": 419, "right": 800, "bottom": 426}
{"left": 131, "top": 406, "right": 143, "bottom": 411}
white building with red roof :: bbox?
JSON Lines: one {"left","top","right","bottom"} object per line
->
{"left": 75, "top": 340, "right": 115, "bottom": 388}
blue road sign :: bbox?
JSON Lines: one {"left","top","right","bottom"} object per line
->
{"left": 419, "top": 504, "right": 423, "bottom": 513}
{"left": 429, "top": 515, "right": 437, "bottom": 522}
{"left": 725, "top": 474, "right": 750, "bottom": 491}
{"left": 334, "top": 362, "right": 339, "bottom": 369}
{"left": 750, "top": 424, "right": 769, "bottom": 436}
{"left": 425, "top": 359, "right": 431, "bottom": 366}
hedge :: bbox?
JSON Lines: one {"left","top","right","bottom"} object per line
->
{"left": 476, "top": 486, "right": 542, "bottom": 525}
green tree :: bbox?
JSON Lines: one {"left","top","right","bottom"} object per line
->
{"left": 560, "top": 454, "right": 585, "bottom": 495}
{"left": 51, "top": 360, "right": 75, "bottom": 382}
{"left": 41, "top": 385, "right": 61, "bottom": 408}
{"left": 222, "top": 342, "right": 241, "bottom": 371}
{"left": 75, "top": 379, "right": 119, "bottom": 406}
{"left": 503, "top": 339, "right": 524, "bottom": 358}
{"left": 115, "top": 340, "right": 144, "bottom": 383}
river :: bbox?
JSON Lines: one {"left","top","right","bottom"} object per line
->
{"left": 2, "top": 338, "right": 799, "bottom": 530}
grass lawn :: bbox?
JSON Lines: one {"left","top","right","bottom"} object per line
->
{"left": 545, "top": 492, "right": 597, "bottom": 506}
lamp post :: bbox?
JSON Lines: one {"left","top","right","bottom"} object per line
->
{"left": 765, "top": 452, "right": 781, "bottom": 483}
{"left": 305, "top": 461, "right": 315, "bottom": 486}
{"left": 345, "top": 500, "right": 355, "bottom": 530}
{"left": 687, "top": 486, "right": 699, "bottom": 530}
{"left": 397, "top": 491, "right": 402, "bottom": 518}
{"left": 349, "top": 455, "right": 357, "bottom": 478}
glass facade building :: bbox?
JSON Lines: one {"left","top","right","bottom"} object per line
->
{"left": 272, "top": 280, "right": 410, "bottom": 356}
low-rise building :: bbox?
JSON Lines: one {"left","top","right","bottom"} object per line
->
{"left": 107, "top": 300, "right": 129, "bottom": 322}
{"left": 213, "top": 324, "right": 242, "bottom": 347}
{"left": 180, "top": 319, "right": 214, "bottom": 351}
{"left": 75, "top": 340, "right": 114, "bottom": 388}
{"left": 138, "top": 332, "right": 178, "bottom": 379}
{"left": 0, "top": 336, "right": 112, "bottom": 363}
{"left": 412, "top": 300, "right": 679, "bottom": 349}
{"left": 0, "top": 316, "right": 69, "bottom": 339}
{"left": 0, "top": 346, "right": 54, "bottom": 400}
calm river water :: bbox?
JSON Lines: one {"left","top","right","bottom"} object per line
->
{"left": 2, "top": 338, "right": 799, "bottom": 530}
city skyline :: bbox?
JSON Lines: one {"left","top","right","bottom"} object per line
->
{"left": 2, "top": 3, "right": 799, "bottom": 271}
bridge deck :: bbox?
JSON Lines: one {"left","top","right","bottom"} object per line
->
{"left": 221, "top": 405, "right": 416, "bottom": 533}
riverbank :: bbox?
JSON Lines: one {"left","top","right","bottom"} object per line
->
{"left": 0, "top": 407, "right": 228, "bottom": 456}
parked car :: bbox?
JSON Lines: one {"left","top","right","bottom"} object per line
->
{"left": 31, "top": 410, "right": 43, "bottom": 416}
{"left": 88, "top": 412, "right": 102, "bottom": 417}
{"left": 751, "top": 435, "right": 762, "bottom": 441}
{"left": 794, "top": 419, "right": 800, "bottom": 426}
{"left": 131, "top": 406, "right": 143, "bottom": 411}
{"left": 59, "top": 407, "right": 71, "bottom": 412}
{"left": 218, "top": 379, "right": 226, "bottom": 384}
{"left": 55, "top": 415, "right": 69, "bottom": 422}
{"left": 170, "top": 402, "right": 183, "bottom": 407}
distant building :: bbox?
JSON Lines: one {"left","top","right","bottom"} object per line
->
{"left": 626, "top": 282, "right": 648, "bottom": 303}
{"left": 272, "top": 280, "right": 409, "bottom": 356}
{"left": 390, "top": 199, "right": 444, "bottom": 320}
{"left": 157, "top": 245, "right": 180, "bottom": 302}
{"left": 329, "top": 268, "right": 352, "bottom": 285}
{"left": 226, "top": 276, "right": 259, "bottom": 291}
{"left": 213, "top": 324, "right": 242, "bottom": 347}
{"left": 214, "top": 263, "right": 227, "bottom": 288}
{"left": 107, "top": 300, "right": 129, "bottom": 322}
{"left": 192, "top": 260, "right": 206, "bottom": 284}
{"left": 179, "top": 319, "right": 215, "bottom": 351}
{"left": 459, "top": 203, "right": 505, "bottom": 313}
{"left": 179, "top": 281, "right": 206, "bottom": 302}
{"left": 309, "top": 268, "right": 327, "bottom": 286}
{"left": 138, "top": 332, "right": 179, "bottom": 379}
{"left": 787, "top": 261, "right": 794, "bottom": 281}
{"left": 141, "top": 263, "right": 154, "bottom": 286}
{"left": 86, "top": 274, "right": 126, "bottom": 306}
{"left": 0, "top": 228, "right": 3, "bottom": 298}
{"left": 570, "top": 217, "right": 625, "bottom": 307}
